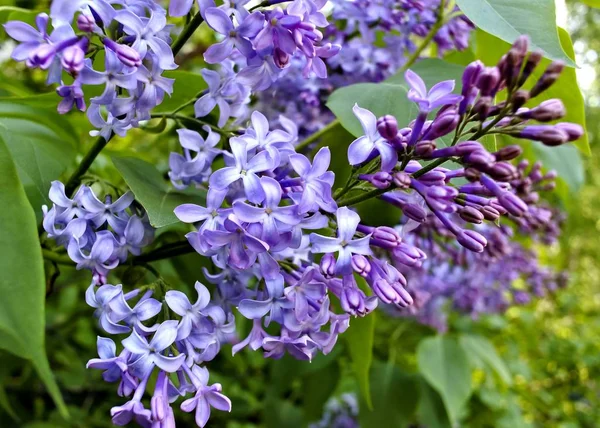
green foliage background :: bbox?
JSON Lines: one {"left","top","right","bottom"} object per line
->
{"left": 0, "top": 0, "right": 598, "bottom": 427}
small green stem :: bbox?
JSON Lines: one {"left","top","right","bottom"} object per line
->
{"left": 150, "top": 113, "right": 231, "bottom": 137}
{"left": 295, "top": 120, "right": 340, "bottom": 152}
{"left": 171, "top": 12, "right": 205, "bottom": 56}
{"left": 171, "top": 89, "right": 207, "bottom": 114}
{"left": 401, "top": 1, "right": 446, "bottom": 70}
{"left": 64, "top": 134, "right": 112, "bottom": 197}
{"left": 133, "top": 241, "right": 194, "bottom": 263}
{"left": 338, "top": 187, "right": 391, "bottom": 207}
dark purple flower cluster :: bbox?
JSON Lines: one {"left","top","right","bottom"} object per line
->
{"left": 4, "top": 0, "right": 175, "bottom": 138}
{"left": 255, "top": 0, "right": 474, "bottom": 136}
{"left": 394, "top": 221, "right": 568, "bottom": 332}
{"left": 42, "top": 181, "right": 153, "bottom": 284}
{"left": 85, "top": 281, "right": 235, "bottom": 427}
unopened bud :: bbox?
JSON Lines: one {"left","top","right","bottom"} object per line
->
{"left": 457, "top": 229, "right": 487, "bottom": 252}
{"left": 518, "top": 51, "right": 543, "bottom": 87}
{"left": 555, "top": 123, "right": 584, "bottom": 142}
{"left": 489, "top": 162, "right": 519, "bottom": 182}
{"left": 428, "top": 108, "right": 460, "bottom": 139}
{"left": 359, "top": 172, "right": 392, "bottom": 189}
{"left": 351, "top": 255, "right": 371, "bottom": 277}
{"left": 77, "top": 14, "right": 95, "bottom": 32}
{"left": 103, "top": 38, "right": 142, "bottom": 67}
{"left": 465, "top": 167, "right": 481, "bottom": 182}
{"left": 515, "top": 125, "right": 569, "bottom": 146}
{"left": 511, "top": 90, "right": 530, "bottom": 112}
{"left": 463, "top": 149, "right": 495, "bottom": 168}
{"left": 530, "top": 61, "right": 565, "bottom": 98}
{"left": 320, "top": 253, "right": 336, "bottom": 277}
{"left": 414, "top": 140, "right": 436, "bottom": 157}
{"left": 459, "top": 206, "right": 484, "bottom": 224}
{"left": 520, "top": 99, "right": 565, "bottom": 122}
{"left": 455, "top": 141, "right": 484, "bottom": 156}
{"left": 481, "top": 205, "right": 500, "bottom": 221}
{"left": 61, "top": 44, "right": 85, "bottom": 74}
{"left": 493, "top": 145, "right": 522, "bottom": 161}
{"left": 475, "top": 95, "right": 493, "bottom": 119}
{"left": 392, "top": 172, "right": 411, "bottom": 189}
{"left": 476, "top": 67, "right": 501, "bottom": 97}
{"left": 377, "top": 115, "right": 399, "bottom": 140}
{"left": 274, "top": 48, "right": 289, "bottom": 68}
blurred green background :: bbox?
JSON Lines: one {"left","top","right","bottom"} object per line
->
{"left": 0, "top": 0, "right": 598, "bottom": 427}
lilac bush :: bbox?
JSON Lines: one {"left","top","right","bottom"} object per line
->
{"left": 4, "top": 0, "right": 586, "bottom": 426}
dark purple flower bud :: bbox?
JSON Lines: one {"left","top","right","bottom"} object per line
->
{"left": 320, "top": 253, "right": 336, "bottom": 277}
{"left": 510, "top": 90, "right": 530, "bottom": 112}
{"left": 465, "top": 167, "right": 481, "bottom": 182}
{"left": 370, "top": 278, "right": 413, "bottom": 308}
{"left": 359, "top": 172, "right": 392, "bottom": 189}
{"left": 77, "top": 14, "right": 95, "bottom": 32}
{"left": 498, "top": 191, "right": 528, "bottom": 217}
{"left": 103, "top": 38, "right": 141, "bottom": 67}
{"left": 514, "top": 125, "right": 569, "bottom": 146}
{"left": 489, "top": 200, "right": 508, "bottom": 215}
{"left": 530, "top": 61, "right": 564, "bottom": 97}
{"left": 428, "top": 109, "right": 460, "bottom": 139}
{"left": 392, "top": 172, "right": 411, "bottom": 189}
{"left": 511, "top": 35, "right": 530, "bottom": 56}
{"left": 517, "top": 51, "right": 543, "bottom": 86}
{"left": 455, "top": 141, "right": 484, "bottom": 156}
{"left": 463, "top": 150, "right": 495, "bottom": 168}
{"left": 489, "top": 162, "right": 518, "bottom": 182}
{"left": 476, "top": 67, "right": 501, "bottom": 97}
{"left": 392, "top": 243, "right": 427, "bottom": 267}
{"left": 481, "top": 205, "right": 500, "bottom": 221}
{"left": 340, "top": 276, "right": 377, "bottom": 317}
{"left": 416, "top": 170, "right": 446, "bottom": 187}
{"left": 402, "top": 203, "right": 427, "bottom": 223}
{"left": 457, "top": 229, "right": 487, "bottom": 252}
{"left": 459, "top": 206, "right": 484, "bottom": 224}
{"left": 555, "top": 123, "right": 584, "bottom": 142}
{"left": 377, "top": 115, "right": 399, "bottom": 140}
{"left": 493, "top": 145, "right": 522, "bottom": 161}
{"left": 474, "top": 95, "right": 493, "bottom": 119}
{"left": 414, "top": 140, "right": 436, "bottom": 157}
{"left": 61, "top": 44, "right": 85, "bottom": 74}
{"left": 351, "top": 255, "right": 371, "bottom": 277}
{"left": 372, "top": 226, "right": 401, "bottom": 248}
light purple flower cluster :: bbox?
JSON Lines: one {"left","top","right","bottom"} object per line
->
{"left": 173, "top": 109, "right": 416, "bottom": 363}
{"left": 394, "top": 221, "right": 568, "bottom": 332}
{"left": 3, "top": 0, "right": 175, "bottom": 138}
{"left": 42, "top": 181, "right": 153, "bottom": 284}
{"left": 255, "top": 0, "right": 474, "bottom": 136}
{"left": 85, "top": 281, "right": 235, "bottom": 427}
{"left": 191, "top": 0, "right": 340, "bottom": 128}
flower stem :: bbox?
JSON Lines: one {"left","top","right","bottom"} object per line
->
{"left": 64, "top": 134, "right": 112, "bottom": 197}
{"left": 171, "top": 11, "right": 205, "bottom": 56}
{"left": 401, "top": 0, "right": 446, "bottom": 71}
{"left": 42, "top": 249, "right": 75, "bottom": 266}
{"left": 295, "top": 119, "right": 341, "bottom": 152}
{"left": 149, "top": 113, "right": 232, "bottom": 137}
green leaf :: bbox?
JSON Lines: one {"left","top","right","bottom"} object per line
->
{"left": 359, "top": 361, "right": 420, "bottom": 427}
{"left": 327, "top": 83, "right": 414, "bottom": 137}
{"left": 416, "top": 378, "right": 451, "bottom": 428}
{"left": 0, "top": 136, "right": 67, "bottom": 417}
{"left": 153, "top": 70, "right": 207, "bottom": 114}
{"left": 343, "top": 278, "right": 375, "bottom": 409}
{"left": 459, "top": 334, "right": 512, "bottom": 385}
{"left": 417, "top": 335, "right": 472, "bottom": 424}
{"left": 455, "top": 0, "right": 574, "bottom": 66}
{"left": 302, "top": 361, "right": 341, "bottom": 422}
{"left": 0, "top": 103, "right": 77, "bottom": 219}
{"left": 474, "top": 28, "right": 589, "bottom": 154}
{"left": 112, "top": 156, "right": 207, "bottom": 228}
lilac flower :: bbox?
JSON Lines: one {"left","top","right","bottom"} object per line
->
{"left": 405, "top": 69, "right": 463, "bottom": 113}
{"left": 110, "top": 371, "right": 152, "bottom": 427}
{"left": 134, "top": 62, "right": 175, "bottom": 112}
{"left": 347, "top": 104, "right": 397, "bottom": 171}
{"left": 310, "top": 207, "right": 372, "bottom": 275}
{"left": 180, "top": 366, "right": 232, "bottom": 428}
{"left": 79, "top": 51, "right": 138, "bottom": 104}
{"left": 80, "top": 188, "right": 134, "bottom": 230}
{"left": 194, "top": 69, "right": 233, "bottom": 128}
{"left": 87, "top": 103, "right": 133, "bottom": 139}
{"left": 289, "top": 147, "right": 337, "bottom": 213}
{"left": 122, "top": 320, "right": 185, "bottom": 377}
{"left": 165, "top": 282, "right": 211, "bottom": 341}
{"left": 85, "top": 283, "right": 130, "bottom": 334}
{"left": 209, "top": 138, "right": 276, "bottom": 203}
{"left": 203, "top": 214, "right": 269, "bottom": 269}
{"left": 175, "top": 188, "right": 228, "bottom": 233}
{"left": 233, "top": 177, "right": 300, "bottom": 245}
{"left": 57, "top": 82, "right": 86, "bottom": 114}
{"left": 68, "top": 231, "right": 119, "bottom": 277}
{"left": 203, "top": 8, "right": 264, "bottom": 63}
{"left": 115, "top": 10, "right": 176, "bottom": 70}
{"left": 110, "top": 290, "right": 162, "bottom": 334}
{"left": 86, "top": 337, "right": 128, "bottom": 382}
{"left": 262, "top": 331, "right": 317, "bottom": 360}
